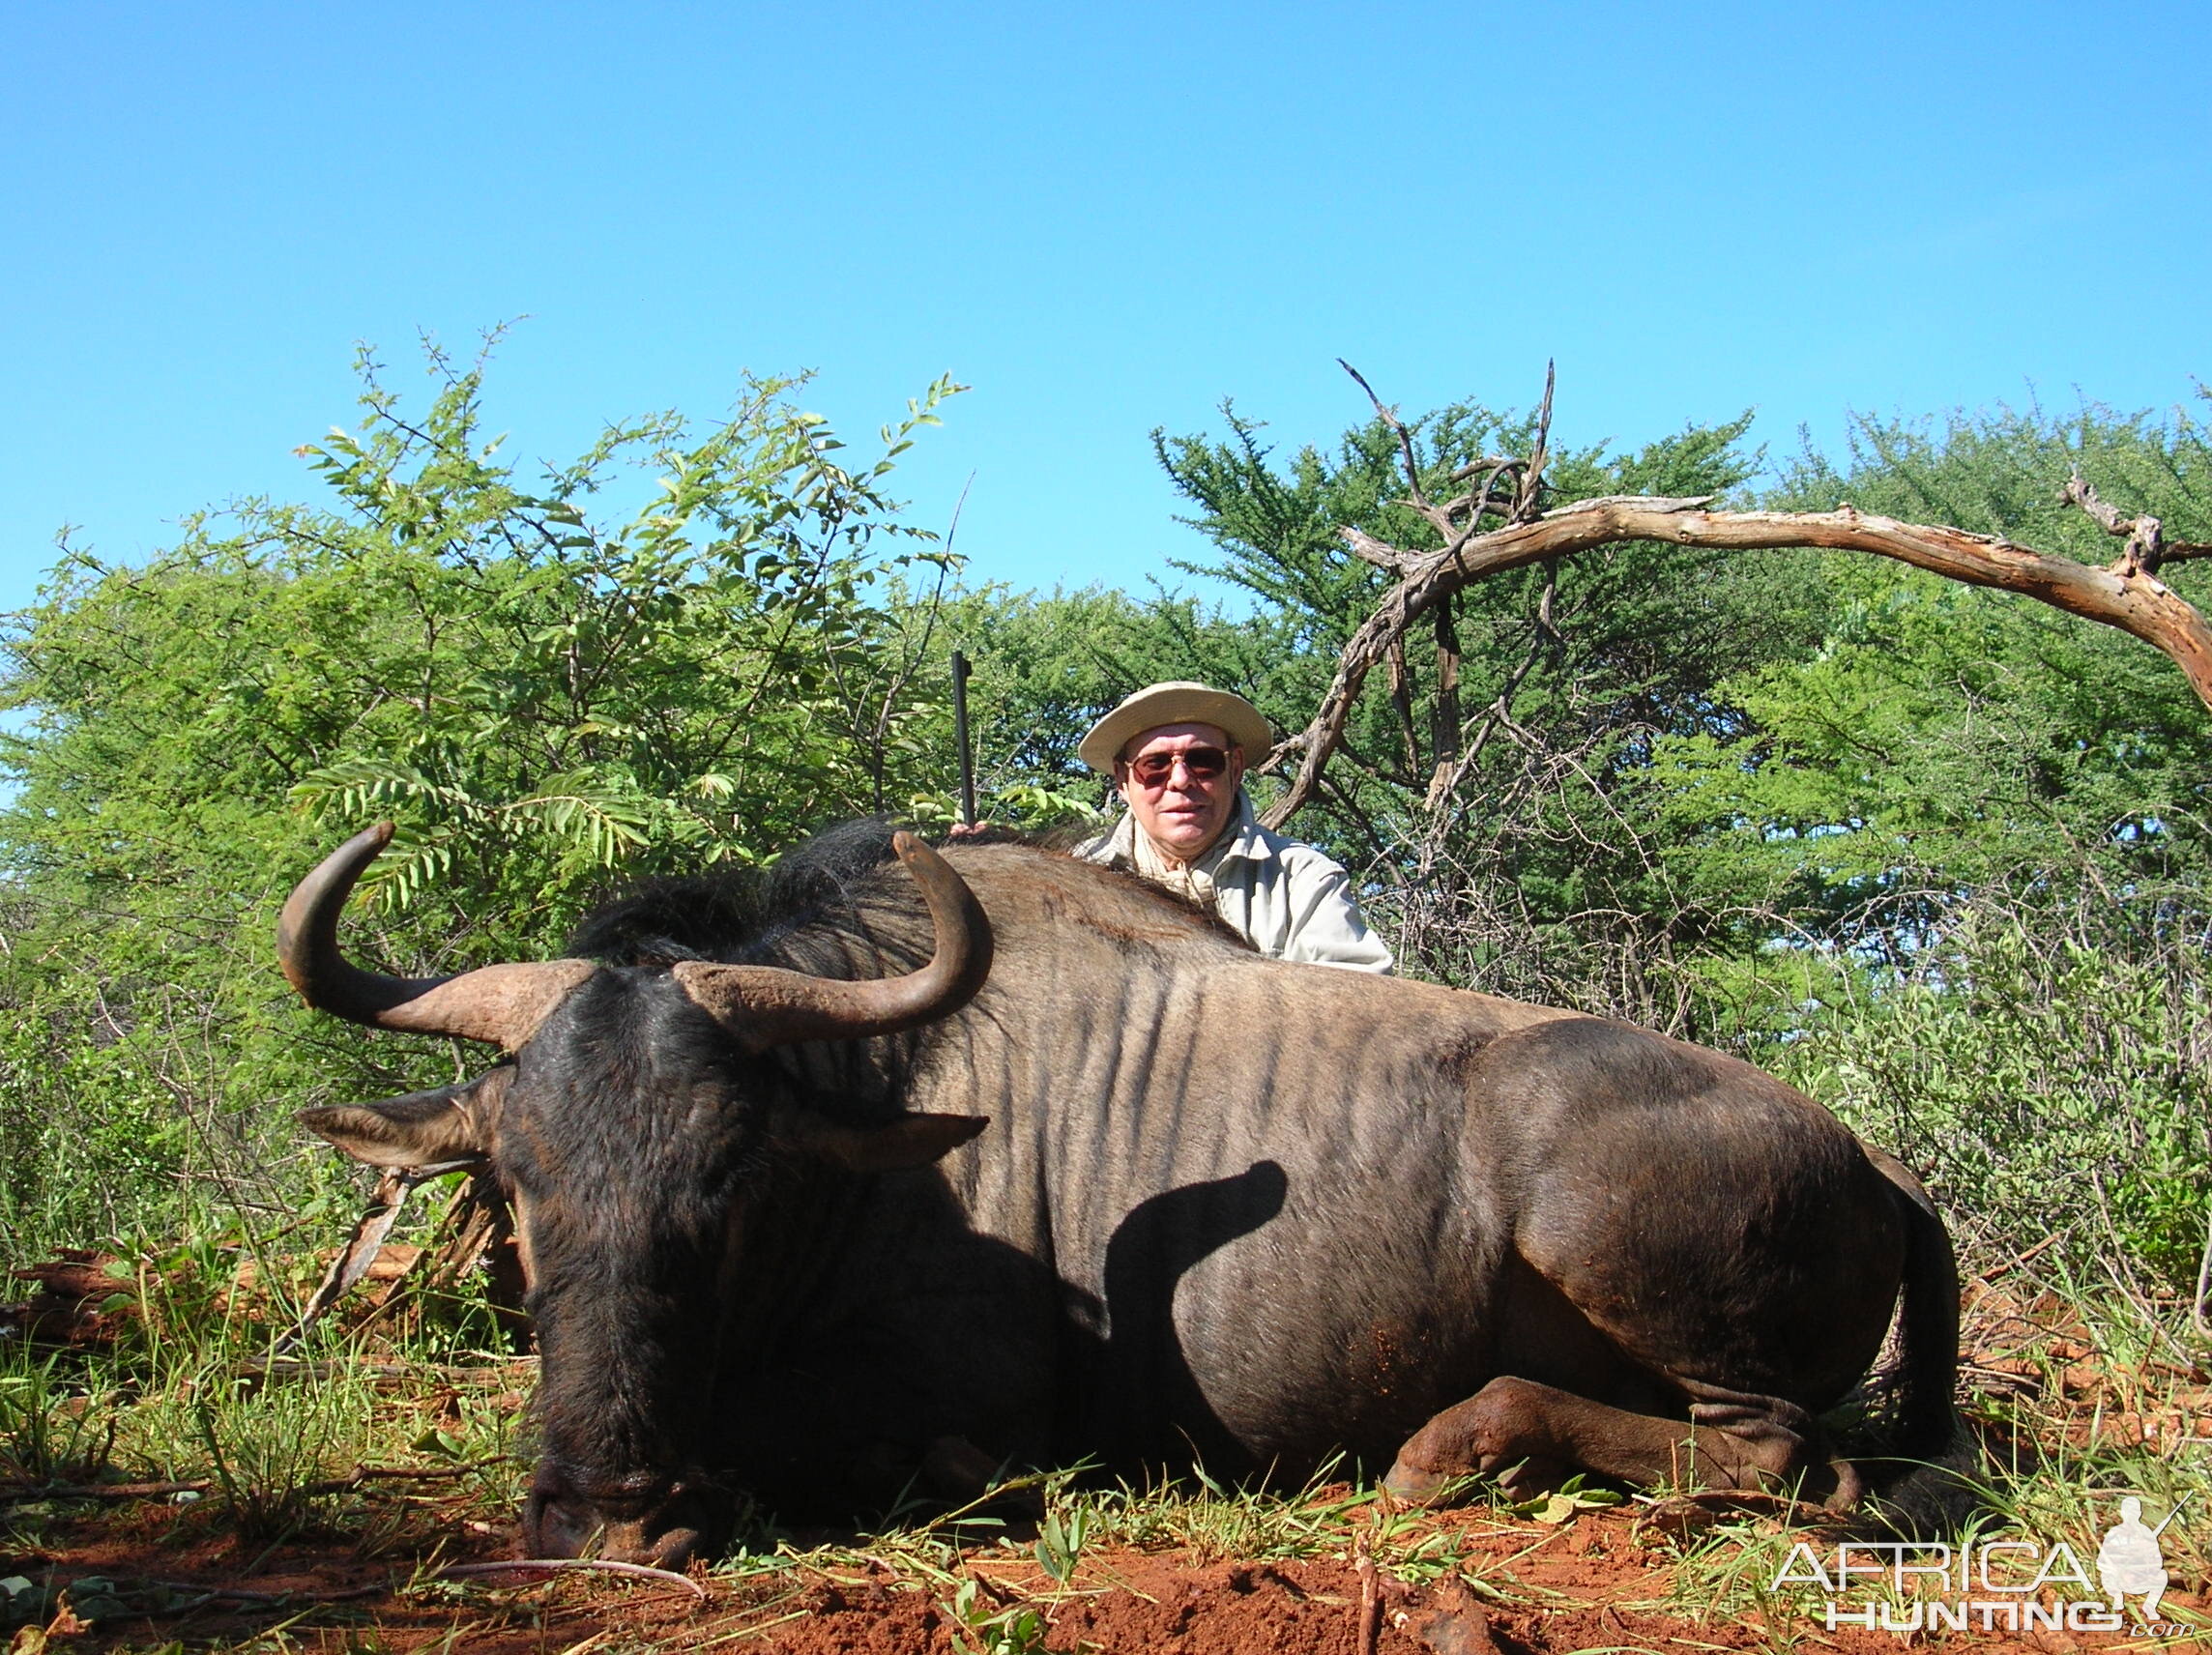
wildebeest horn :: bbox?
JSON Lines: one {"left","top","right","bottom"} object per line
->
{"left": 672, "top": 831, "right": 993, "bottom": 1051}
{"left": 277, "top": 823, "right": 596, "bottom": 1049}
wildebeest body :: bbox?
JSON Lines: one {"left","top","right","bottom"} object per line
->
{"left": 285, "top": 825, "right": 1957, "bottom": 1563}
{"left": 719, "top": 858, "right": 1906, "bottom": 1492}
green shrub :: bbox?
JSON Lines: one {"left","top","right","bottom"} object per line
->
{"left": 1772, "top": 889, "right": 2209, "bottom": 1295}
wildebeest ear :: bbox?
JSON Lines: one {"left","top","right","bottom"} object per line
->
{"left": 297, "top": 1070, "right": 507, "bottom": 1169}
{"left": 800, "top": 1112, "right": 991, "bottom": 1173}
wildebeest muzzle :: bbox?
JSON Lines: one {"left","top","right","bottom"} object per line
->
{"left": 523, "top": 1463, "right": 736, "bottom": 1570}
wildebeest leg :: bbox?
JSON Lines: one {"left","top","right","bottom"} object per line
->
{"left": 1383, "top": 1377, "right": 1862, "bottom": 1507}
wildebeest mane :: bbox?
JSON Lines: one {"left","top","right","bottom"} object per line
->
{"left": 567, "top": 815, "right": 1246, "bottom": 982}
{"left": 565, "top": 818, "right": 913, "bottom": 967}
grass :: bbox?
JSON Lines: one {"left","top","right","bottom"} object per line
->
{"left": 2, "top": 1215, "right": 2206, "bottom": 1652}
{"left": 1645, "top": 1273, "right": 2209, "bottom": 1650}
{"left": 0, "top": 1351, "right": 120, "bottom": 1489}
{"left": 1, "top": 1234, "right": 532, "bottom": 1597}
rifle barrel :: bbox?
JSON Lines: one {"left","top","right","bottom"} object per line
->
{"left": 2151, "top": 1494, "right": 2190, "bottom": 1537}
{"left": 950, "top": 651, "right": 976, "bottom": 828}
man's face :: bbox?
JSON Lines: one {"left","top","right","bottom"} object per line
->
{"left": 1115, "top": 722, "right": 1246, "bottom": 861}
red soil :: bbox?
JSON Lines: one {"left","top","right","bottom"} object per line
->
{"left": 6, "top": 1254, "right": 2205, "bottom": 1652}
{"left": 7, "top": 1500, "right": 2201, "bottom": 1653}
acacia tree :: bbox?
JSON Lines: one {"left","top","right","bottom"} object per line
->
{"left": 1270, "top": 366, "right": 2212, "bottom": 828}
{"left": 0, "top": 339, "right": 965, "bottom": 1262}
{"left": 1160, "top": 372, "right": 2212, "bottom": 993}
{"left": 1156, "top": 383, "right": 1819, "bottom": 1026}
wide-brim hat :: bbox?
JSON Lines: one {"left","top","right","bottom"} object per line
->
{"left": 1077, "top": 682, "right": 1275, "bottom": 774}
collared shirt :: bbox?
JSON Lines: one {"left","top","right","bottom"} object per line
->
{"left": 1074, "top": 793, "right": 1394, "bottom": 973}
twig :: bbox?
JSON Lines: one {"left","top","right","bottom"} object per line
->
{"left": 139, "top": 1578, "right": 386, "bottom": 1606}
{"left": 2192, "top": 1197, "right": 2212, "bottom": 1342}
{"left": 0, "top": 1462, "right": 503, "bottom": 1508}
{"left": 1975, "top": 1230, "right": 2068, "bottom": 1277}
{"left": 437, "top": 1558, "right": 707, "bottom": 1600}
{"left": 299, "top": 1462, "right": 507, "bottom": 1498}
{"left": 1339, "top": 359, "right": 1429, "bottom": 508}
{"left": 37, "top": 1576, "right": 390, "bottom": 1612}
{"left": 1353, "top": 1511, "right": 1382, "bottom": 1655}
{"left": 0, "top": 1478, "right": 206, "bottom": 1506}
{"left": 1450, "top": 459, "right": 1526, "bottom": 532}
{"left": 1513, "top": 361, "right": 1556, "bottom": 523}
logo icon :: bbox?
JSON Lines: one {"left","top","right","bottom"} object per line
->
{"left": 1770, "top": 1493, "right": 2190, "bottom": 1635}
{"left": 2096, "top": 1496, "right": 2170, "bottom": 1623}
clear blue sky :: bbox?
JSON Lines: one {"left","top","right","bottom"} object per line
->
{"left": 5, "top": 1, "right": 2206, "bottom": 614}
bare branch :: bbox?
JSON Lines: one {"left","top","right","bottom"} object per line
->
{"left": 1445, "top": 454, "right": 1526, "bottom": 484}
{"left": 1426, "top": 594, "right": 1463, "bottom": 808}
{"left": 1254, "top": 727, "right": 1309, "bottom": 778}
{"left": 1438, "top": 459, "right": 1527, "bottom": 533}
{"left": 1512, "top": 361, "right": 1557, "bottom": 523}
{"left": 1339, "top": 358, "right": 1430, "bottom": 508}
{"left": 1343, "top": 527, "right": 1413, "bottom": 573}
{"left": 2065, "top": 473, "right": 2171, "bottom": 577}
{"left": 1549, "top": 493, "right": 1716, "bottom": 516}
{"left": 2065, "top": 474, "right": 2132, "bottom": 537}
{"left": 1263, "top": 496, "right": 2212, "bottom": 830}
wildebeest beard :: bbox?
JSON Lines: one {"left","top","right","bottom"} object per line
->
{"left": 501, "top": 971, "right": 770, "bottom": 1565}
{"left": 507, "top": 838, "right": 957, "bottom": 1556}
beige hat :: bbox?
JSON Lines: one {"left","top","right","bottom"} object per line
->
{"left": 1077, "top": 682, "right": 1275, "bottom": 774}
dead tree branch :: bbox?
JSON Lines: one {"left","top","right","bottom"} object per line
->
{"left": 1263, "top": 490, "right": 2212, "bottom": 831}
{"left": 1336, "top": 360, "right": 1549, "bottom": 552}
{"left": 1339, "top": 358, "right": 1430, "bottom": 511}
{"left": 1513, "top": 361, "right": 1556, "bottom": 523}
{"left": 2063, "top": 474, "right": 2212, "bottom": 573}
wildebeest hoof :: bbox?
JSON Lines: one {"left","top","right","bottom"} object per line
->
{"left": 1382, "top": 1458, "right": 1456, "bottom": 1506}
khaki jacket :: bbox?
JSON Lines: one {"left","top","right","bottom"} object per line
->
{"left": 1073, "top": 794, "right": 1394, "bottom": 973}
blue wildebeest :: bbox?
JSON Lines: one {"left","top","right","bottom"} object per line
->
{"left": 280, "top": 821, "right": 1962, "bottom": 1567}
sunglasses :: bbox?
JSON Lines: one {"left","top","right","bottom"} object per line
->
{"left": 1124, "top": 745, "right": 1233, "bottom": 787}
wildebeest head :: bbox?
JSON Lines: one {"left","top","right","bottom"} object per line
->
{"left": 277, "top": 824, "right": 993, "bottom": 1567}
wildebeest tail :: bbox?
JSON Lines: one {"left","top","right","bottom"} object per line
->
{"left": 1856, "top": 1152, "right": 1979, "bottom": 1535}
